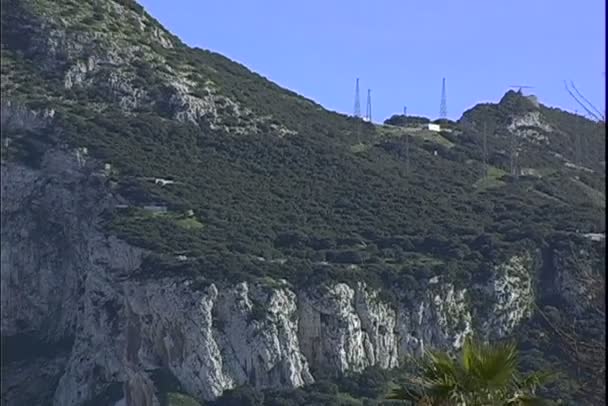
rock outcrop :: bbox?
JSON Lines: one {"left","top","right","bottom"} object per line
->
{"left": 1, "top": 1, "right": 604, "bottom": 405}
{"left": 1, "top": 144, "right": 542, "bottom": 405}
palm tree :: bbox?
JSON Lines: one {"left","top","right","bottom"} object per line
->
{"left": 388, "top": 337, "right": 554, "bottom": 406}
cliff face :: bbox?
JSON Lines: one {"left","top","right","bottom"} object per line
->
{"left": 0, "top": 108, "right": 603, "bottom": 406}
{"left": 1, "top": 1, "right": 605, "bottom": 405}
{"left": 1, "top": 145, "right": 541, "bottom": 405}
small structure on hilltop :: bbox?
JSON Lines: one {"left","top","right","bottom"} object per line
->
{"left": 526, "top": 95, "right": 540, "bottom": 108}
{"left": 509, "top": 85, "right": 534, "bottom": 94}
{"left": 427, "top": 123, "right": 441, "bottom": 132}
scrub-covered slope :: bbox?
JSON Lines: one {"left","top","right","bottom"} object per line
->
{"left": 1, "top": 0, "right": 605, "bottom": 404}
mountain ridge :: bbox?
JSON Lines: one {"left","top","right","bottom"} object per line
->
{"left": 1, "top": 0, "right": 605, "bottom": 405}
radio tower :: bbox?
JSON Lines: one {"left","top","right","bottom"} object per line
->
{"left": 365, "top": 89, "right": 372, "bottom": 122}
{"left": 439, "top": 78, "right": 447, "bottom": 119}
{"left": 354, "top": 78, "right": 361, "bottom": 117}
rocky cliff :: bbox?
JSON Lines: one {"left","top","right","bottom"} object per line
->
{"left": 0, "top": 143, "right": 563, "bottom": 405}
{"left": 1, "top": 0, "right": 605, "bottom": 405}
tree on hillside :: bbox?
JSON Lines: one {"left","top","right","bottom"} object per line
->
{"left": 535, "top": 242, "right": 606, "bottom": 405}
{"left": 387, "top": 337, "right": 554, "bottom": 405}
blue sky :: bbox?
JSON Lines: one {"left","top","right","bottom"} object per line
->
{"left": 139, "top": 0, "right": 605, "bottom": 122}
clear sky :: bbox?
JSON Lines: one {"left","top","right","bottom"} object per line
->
{"left": 139, "top": 0, "right": 605, "bottom": 123}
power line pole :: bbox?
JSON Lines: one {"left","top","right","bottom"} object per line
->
{"left": 575, "top": 132, "right": 582, "bottom": 166}
{"left": 439, "top": 78, "right": 447, "bottom": 119}
{"left": 354, "top": 78, "right": 361, "bottom": 118}
{"left": 365, "top": 89, "right": 372, "bottom": 122}
{"left": 406, "top": 132, "right": 410, "bottom": 175}
{"left": 510, "top": 131, "right": 515, "bottom": 176}
{"left": 581, "top": 132, "right": 586, "bottom": 166}
{"left": 483, "top": 122, "right": 488, "bottom": 178}
{"left": 510, "top": 132, "right": 519, "bottom": 180}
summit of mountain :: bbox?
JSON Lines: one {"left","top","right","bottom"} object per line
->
{"left": 1, "top": 1, "right": 605, "bottom": 404}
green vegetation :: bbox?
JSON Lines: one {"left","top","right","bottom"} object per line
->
{"left": 568, "top": 177, "right": 606, "bottom": 208}
{"left": 167, "top": 393, "right": 201, "bottom": 406}
{"left": 207, "top": 367, "right": 400, "bottom": 406}
{"left": 207, "top": 339, "right": 557, "bottom": 406}
{"left": 376, "top": 124, "right": 455, "bottom": 148}
{"left": 473, "top": 166, "right": 507, "bottom": 190}
{"left": 350, "top": 142, "right": 370, "bottom": 153}
{"left": 175, "top": 217, "right": 205, "bottom": 230}
{"left": 385, "top": 114, "right": 431, "bottom": 127}
{"left": 388, "top": 337, "right": 553, "bottom": 405}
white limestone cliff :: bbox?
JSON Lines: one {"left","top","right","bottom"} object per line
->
{"left": 0, "top": 142, "right": 567, "bottom": 405}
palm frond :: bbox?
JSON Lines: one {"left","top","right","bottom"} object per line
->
{"left": 514, "top": 370, "right": 558, "bottom": 393}
{"left": 462, "top": 336, "right": 481, "bottom": 374}
{"left": 386, "top": 385, "right": 421, "bottom": 401}
{"left": 505, "top": 394, "right": 551, "bottom": 405}
{"left": 426, "top": 381, "right": 460, "bottom": 400}
{"left": 388, "top": 338, "right": 552, "bottom": 405}
{"left": 475, "top": 341, "right": 518, "bottom": 388}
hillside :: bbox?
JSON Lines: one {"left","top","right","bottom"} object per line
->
{"left": 0, "top": 0, "right": 605, "bottom": 405}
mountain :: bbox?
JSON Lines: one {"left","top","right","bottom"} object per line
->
{"left": 1, "top": 0, "right": 605, "bottom": 405}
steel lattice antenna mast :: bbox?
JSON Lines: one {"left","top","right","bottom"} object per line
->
{"left": 365, "top": 89, "right": 372, "bottom": 122}
{"left": 354, "top": 78, "right": 361, "bottom": 117}
{"left": 439, "top": 78, "right": 447, "bottom": 118}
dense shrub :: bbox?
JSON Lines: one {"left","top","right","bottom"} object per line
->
{"left": 384, "top": 114, "right": 430, "bottom": 127}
